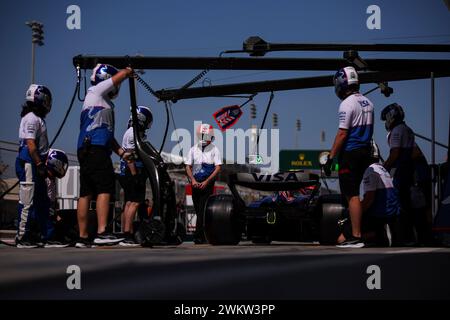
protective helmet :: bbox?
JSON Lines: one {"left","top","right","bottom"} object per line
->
{"left": 333, "top": 66, "right": 359, "bottom": 100}
{"left": 46, "top": 149, "right": 69, "bottom": 178}
{"left": 196, "top": 123, "right": 214, "bottom": 146}
{"left": 128, "top": 106, "right": 153, "bottom": 130}
{"left": 90, "top": 64, "right": 119, "bottom": 85}
{"left": 91, "top": 64, "right": 120, "bottom": 98}
{"left": 380, "top": 103, "right": 405, "bottom": 131}
{"left": 26, "top": 84, "right": 52, "bottom": 114}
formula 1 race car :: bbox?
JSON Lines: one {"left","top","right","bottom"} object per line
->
{"left": 204, "top": 171, "right": 346, "bottom": 245}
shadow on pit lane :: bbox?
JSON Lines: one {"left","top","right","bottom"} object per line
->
{"left": 0, "top": 243, "right": 449, "bottom": 300}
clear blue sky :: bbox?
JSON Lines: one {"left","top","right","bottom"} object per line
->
{"left": 0, "top": 0, "right": 449, "bottom": 177}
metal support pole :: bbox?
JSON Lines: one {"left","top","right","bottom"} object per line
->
{"left": 257, "top": 92, "right": 275, "bottom": 147}
{"left": 251, "top": 124, "right": 257, "bottom": 155}
{"left": 414, "top": 132, "right": 448, "bottom": 149}
{"left": 249, "top": 124, "right": 258, "bottom": 168}
{"left": 129, "top": 77, "right": 138, "bottom": 132}
{"left": 431, "top": 72, "right": 436, "bottom": 217}
{"left": 363, "top": 85, "right": 379, "bottom": 96}
{"left": 31, "top": 42, "right": 35, "bottom": 84}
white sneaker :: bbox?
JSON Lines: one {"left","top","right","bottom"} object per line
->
{"left": 336, "top": 237, "right": 365, "bottom": 248}
{"left": 93, "top": 233, "right": 124, "bottom": 245}
{"left": 44, "top": 241, "right": 70, "bottom": 248}
{"left": 75, "top": 237, "right": 92, "bottom": 248}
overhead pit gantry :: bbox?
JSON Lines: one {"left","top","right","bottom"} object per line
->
{"left": 72, "top": 37, "right": 450, "bottom": 243}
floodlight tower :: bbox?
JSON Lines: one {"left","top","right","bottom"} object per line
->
{"left": 295, "top": 118, "right": 301, "bottom": 148}
{"left": 26, "top": 21, "right": 44, "bottom": 84}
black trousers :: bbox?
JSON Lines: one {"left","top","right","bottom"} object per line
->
{"left": 192, "top": 183, "right": 214, "bottom": 240}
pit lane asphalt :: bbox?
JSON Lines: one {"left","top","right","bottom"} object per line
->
{"left": 1, "top": 242, "right": 449, "bottom": 300}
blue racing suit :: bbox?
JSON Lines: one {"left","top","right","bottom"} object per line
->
{"left": 16, "top": 111, "right": 53, "bottom": 241}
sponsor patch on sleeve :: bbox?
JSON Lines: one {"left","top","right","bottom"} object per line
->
{"left": 26, "top": 123, "right": 36, "bottom": 134}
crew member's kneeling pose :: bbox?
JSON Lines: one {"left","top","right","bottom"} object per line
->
{"left": 338, "top": 143, "right": 400, "bottom": 247}
{"left": 43, "top": 148, "right": 70, "bottom": 247}
{"left": 118, "top": 106, "right": 153, "bottom": 247}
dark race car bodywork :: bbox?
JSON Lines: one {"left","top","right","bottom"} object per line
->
{"left": 204, "top": 171, "right": 346, "bottom": 245}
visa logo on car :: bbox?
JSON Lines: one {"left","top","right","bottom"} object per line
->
{"left": 251, "top": 172, "right": 300, "bottom": 182}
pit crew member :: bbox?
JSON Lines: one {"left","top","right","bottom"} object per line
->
{"left": 15, "top": 84, "right": 57, "bottom": 248}
{"left": 325, "top": 66, "right": 374, "bottom": 248}
{"left": 185, "top": 124, "right": 222, "bottom": 244}
{"left": 118, "top": 106, "right": 153, "bottom": 247}
{"left": 381, "top": 103, "right": 416, "bottom": 244}
{"left": 76, "top": 64, "right": 133, "bottom": 248}
{"left": 337, "top": 142, "right": 400, "bottom": 247}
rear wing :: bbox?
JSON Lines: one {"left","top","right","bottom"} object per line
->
{"left": 229, "top": 171, "right": 319, "bottom": 192}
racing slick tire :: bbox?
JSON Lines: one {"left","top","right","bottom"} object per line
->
{"left": 318, "top": 194, "right": 346, "bottom": 245}
{"left": 204, "top": 194, "right": 241, "bottom": 245}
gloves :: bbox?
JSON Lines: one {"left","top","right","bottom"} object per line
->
{"left": 121, "top": 152, "right": 135, "bottom": 162}
{"left": 323, "top": 156, "right": 333, "bottom": 177}
{"left": 36, "top": 162, "right": 48, "bottom": 178}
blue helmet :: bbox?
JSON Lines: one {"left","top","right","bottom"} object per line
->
{"left": 333, "top": 66, "right": 359, "bottom": 100}
{"left": 128, "top": 106, "right": 153, "bottom": 130}
{"left": 91, "top": 64, "right": 120, "bottom": 99}
{"left": 46, "top": 149, "right": 69, "bottom": 178}
{"left": 90, "top": 63, "right": 119, "bottom": 86}
{"left": 381, "top": 103, "right": 405, "bottom": 131}
{"left": 26, "top": 84, "right": 52, "bottom": 113}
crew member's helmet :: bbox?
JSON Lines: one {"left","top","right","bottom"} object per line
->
{"left": 196, "top": 123, "right": 214, "bottom": 146}
{"left": 46, "top": 149, "right": 69, "bottom": 178}
{"left": 333, "top": 66, "right": 359, "bottom": 100}
{"left": 380, "top": 103, "right": 405, "bottom": 131}
{"left": 90, "top": 63, "right": 120, "bottom": 98}
{"left": 128, "top": 106, "right": 153, "bottom": 130}
{"left": 26, "top": 84, "right": 52, "bottom": 114}
{"left": 91, "top": 64, "right": 119, "bottom": 85}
